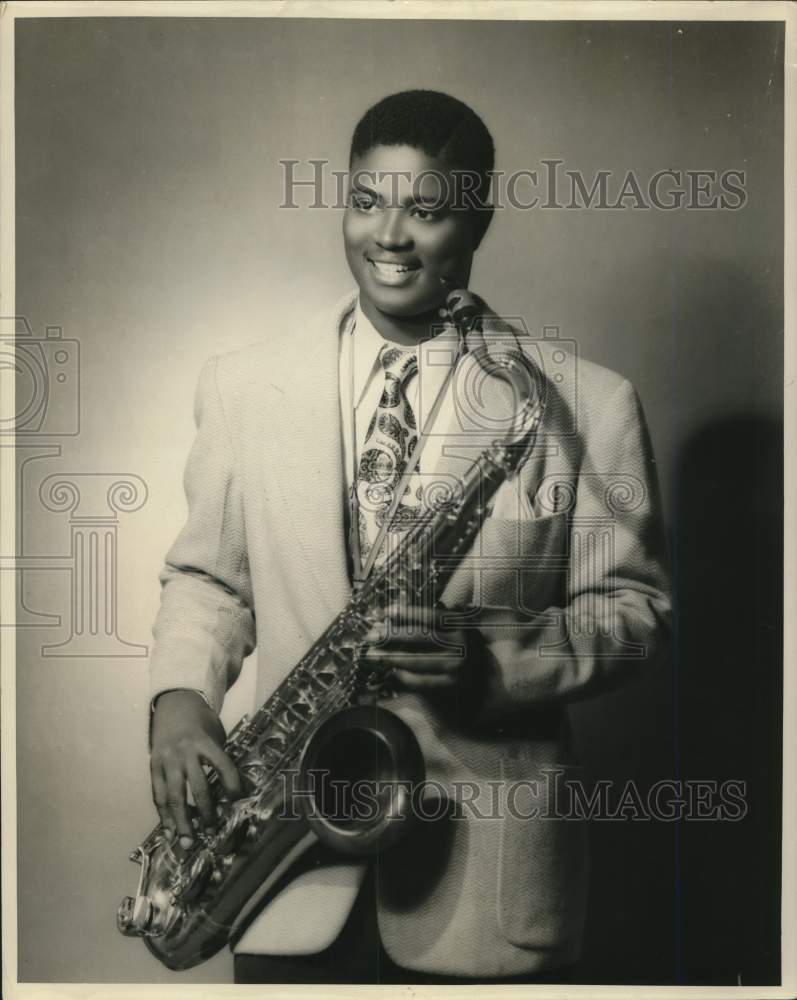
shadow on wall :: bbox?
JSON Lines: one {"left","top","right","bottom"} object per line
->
{"left": 569, "top": 246, "right": 783, "bottom": 985}
{"left": 673, "top": 410, "right": 782, "bottom": 986}
{"left": 571, "top": 410, "right": 782, "bottom": 987}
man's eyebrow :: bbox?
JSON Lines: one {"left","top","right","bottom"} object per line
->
{"left": 411, "top": 193, "right": 446, "bottom": 207}
{"left": 349, "top": 179, "right": 447, "bottom": 208}
{"left": 350, "top": 179, "right": 377, "bottom": 195}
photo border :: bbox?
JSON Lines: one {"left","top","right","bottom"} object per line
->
{"left": 1, "top": 2, "right": 793, "bottom": 998}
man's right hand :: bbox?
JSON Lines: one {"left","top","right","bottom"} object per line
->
{"left": 150, "top": 689, "right": 242, "bottom": 848}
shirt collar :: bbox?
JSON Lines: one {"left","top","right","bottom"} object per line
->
{"left": 351, "top": 297, "right": 462, "bottom": 410}
{"left": 352, "top": 300, "right": 388, "bottom": 409}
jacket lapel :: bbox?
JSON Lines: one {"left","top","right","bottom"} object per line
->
{"left": 266, "top": 294, "right": 356, "bottom": 621}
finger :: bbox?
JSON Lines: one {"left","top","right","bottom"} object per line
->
{"left": 364, "top": 605, "right": 427, "bottom": 638}
{"left": 382, "top": 606, "right": 469, "bottom": 645}
{"left": 366, "top": 631, "right": 434, "bottom": 652}
{"left": 366, "top": 650, "right": 460, "bottom": 674}
{"left": 165, "top": 763, "right": 195, "bottom": 847}
{"left": 393, "top": 668, "right": 455, "bottom": 690}
{"left": 150, "top": 760, "right": 174, "bottom": 839}
{"left": 385, "top": 603, "right": 438, "bottom": 630}
{"left": 384, "top": 602, "right": 466, "bottom": 626}
{"left": 365, "top": 612, "right": 464, "bottom": 645}
{"left": 185, "top": 757, "right": 216, "bottom": 831}
{"left": 200, "top": 743, "right": 242, "bottom": 800}
{"left": 370, "top": 630, "right": 467, "bottom": 656}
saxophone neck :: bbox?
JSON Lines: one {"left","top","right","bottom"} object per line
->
{"left": 442, "top": 282, "right": 543, "bottom": 460}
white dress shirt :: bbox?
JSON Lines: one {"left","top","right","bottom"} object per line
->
{"left": 338, "top": 298, "right": 536, "bottom": 548}
{"left": 338, "top": 299, "right": 461, "bottom": 499}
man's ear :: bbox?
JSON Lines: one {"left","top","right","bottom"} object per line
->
{"left": 471, "top": 205, "right": 495, "bottom": 251}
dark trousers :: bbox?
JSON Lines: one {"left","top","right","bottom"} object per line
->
{"left": 234, "top": 862, "right": 578, "bottom": 985}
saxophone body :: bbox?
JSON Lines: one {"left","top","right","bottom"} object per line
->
{"left": 118, "top": 289, "right": 542, "bottom": 970}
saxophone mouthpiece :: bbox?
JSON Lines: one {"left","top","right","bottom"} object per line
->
{"left": 439, "top": 280, "right": 481, "bottom": 337}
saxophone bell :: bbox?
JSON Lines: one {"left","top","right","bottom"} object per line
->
{"left": 296, "top": 703, "right": 425, "bottom": 856}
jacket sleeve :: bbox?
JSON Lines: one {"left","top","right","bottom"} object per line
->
{"left": 473, "top": 378, "right": 672, "bottom": 723}
{"left": 149, "top": 356, "right": 256, "bottom": 716}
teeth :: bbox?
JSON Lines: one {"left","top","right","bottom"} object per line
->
{"left": 367, "top": 258, "right": 420, "bottom": 285}
{"left": 370, "top": 260, "right": 415, "bottom": 273}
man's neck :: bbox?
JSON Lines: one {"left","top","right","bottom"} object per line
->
{"left": 358, "top": 294, "right": 442, "bottom": 347}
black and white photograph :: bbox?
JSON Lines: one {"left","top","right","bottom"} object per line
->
{"left": 1, "top": 2, "right": 793, "bottom": 995}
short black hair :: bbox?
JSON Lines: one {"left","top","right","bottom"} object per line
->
{"left": 349, "top": 89, "right": 495, "bottom": 243}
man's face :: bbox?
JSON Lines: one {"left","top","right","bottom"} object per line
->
{"left": 343, "top": 144, "right": 478, "bottom": 319}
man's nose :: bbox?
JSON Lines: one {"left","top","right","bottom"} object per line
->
{"left": 375, "top": 209, "right": 411, "bottom": 249}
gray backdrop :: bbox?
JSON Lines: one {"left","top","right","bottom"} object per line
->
{"left": 13, "top": 16, "right": 783, "bottom": 984}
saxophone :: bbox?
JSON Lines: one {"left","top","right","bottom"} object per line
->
{"left": 117, "top": 287, "right": 543, "bottom": 970}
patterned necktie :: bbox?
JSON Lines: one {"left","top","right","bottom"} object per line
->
{"left": 355, "top": 344, "right": 423, "bottom": 570}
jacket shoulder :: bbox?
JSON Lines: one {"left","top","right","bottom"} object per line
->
{"left": 564, "top": 352, "right": 630, "bottom": 406}
{"left": 213, "top": 340, "right": 281, "bottom": 395}
{"left": 515, "top": 334, "right": 641, "bottom": 443}
{"left": 486, "top": 311, "right": 631, "bottom": 418}
{"left": 209, "top": 291, "right": 357, "bottom": 405}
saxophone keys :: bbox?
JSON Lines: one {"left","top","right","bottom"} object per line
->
{"left": 133, "top": 896, "right": 154, "bottom": 929}
{"left": 174, "top": 852, "right": 213, "bottom": 903}
{"left": 214, "top": 815, "right": 248, "bottom": 855}
{"left": 117, "top": 894, "right": 153, "bottom": 935}
{"left": 117, "top": 896, "right": 137, "bottom": 934}
{"left": 288, "top": 701, "right": 312, "bottom": 722}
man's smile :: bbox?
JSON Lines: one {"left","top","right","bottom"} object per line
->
{"left": 343, "top": 146, "right": 477, "bottom": 320}
{"left": 365, "top": 254, "right": 422, "bottom": 286}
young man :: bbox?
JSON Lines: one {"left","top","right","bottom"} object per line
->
{"left": 148, "top": 90, "right": 671, "bottom": 984}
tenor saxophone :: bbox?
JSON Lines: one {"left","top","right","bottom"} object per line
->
{"left": 117, "top": 288, "right": 543, "bottom": 970}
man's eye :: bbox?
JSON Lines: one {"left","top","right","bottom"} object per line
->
{"left": 350, "top": 193, "right": 377, "bottom": 211}
{"left": 411, "top": 206, "right": 442, "bottom": 221}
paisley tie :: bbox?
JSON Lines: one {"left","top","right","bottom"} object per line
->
{"left": 355, "top": 344, "right": 423, "bottom": 570}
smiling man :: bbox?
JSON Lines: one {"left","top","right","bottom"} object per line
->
{"left": 344, "top": 138, "right": 489, "bottom": 334}
{"left": 147, "top": 90, "right": 671, "bottom": 984}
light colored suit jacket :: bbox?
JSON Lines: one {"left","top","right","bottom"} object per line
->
{"left": 149, "top": 291, "right": 671, "bottom": 977}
